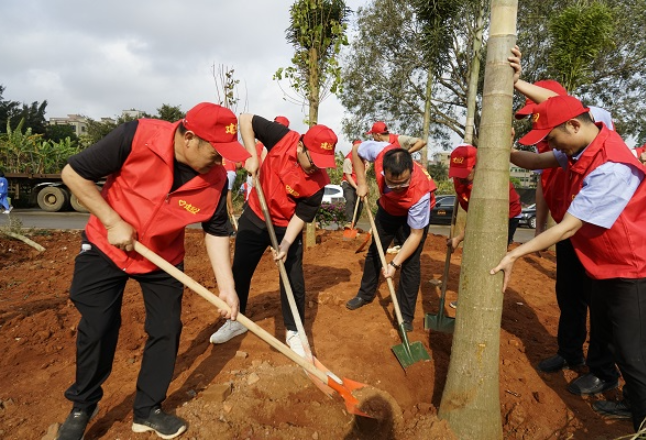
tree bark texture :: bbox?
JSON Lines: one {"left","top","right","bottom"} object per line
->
{"left": 438, "top": 1, "right": 517, "bottom": 439}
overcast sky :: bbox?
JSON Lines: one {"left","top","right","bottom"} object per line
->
{"left": 0, "top": 0, "right": 366, "bottom": 154}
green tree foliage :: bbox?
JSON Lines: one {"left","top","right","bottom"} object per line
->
{"left": 428, "top": 161, "right": 448, "bottom": 182}
{"left": 339, "top": 0, "right": 481, "bottom": 149}
{"left": 45, "top": 124, "right": 79, "bottom": 144}
{"left": 275, "top": 0, "right": 350, "bottom": 125}
{"left": 0, "top": 119, "right": 79, "bottom": 173}
{"left": 548, "top": 2, "right": 614, "bottom": 92}
{"left": 155, "top": 104, "right": 184, "bottom": 122}
{"left": 516, "top": 0, "right": 646, "bottom": 144}
{"left": 0, "top": 85, "right": 20, "bottom": 134}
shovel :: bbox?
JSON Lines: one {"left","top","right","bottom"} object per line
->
{"left": 424, "top": 197, "right": 458, "bottom": 333}
{"left": 355, "top": 227, "right": 372, "bottom": 253}
{"left": 342, "top": 197, "right": 360, "bottom": 241}
{"left": 133, "top": 240, "right": 371, "bottom": 417}
{"left": 253, "top": 177, "right": 363, "bottom": 400}
{"left": 363, "top": 199, "right": 430, "bottom": 369}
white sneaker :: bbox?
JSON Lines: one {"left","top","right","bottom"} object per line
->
{"left": 286, "top": 330, "right": 306, "bottom": 357}
{"left": 209, "top": 319, "right": 247, "bottom": 344}
{"left": 387, "top": 245, "right": 401, "bottom": 254}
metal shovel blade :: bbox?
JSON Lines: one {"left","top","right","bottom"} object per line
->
{"left": 391, "top": 323, "right": 431, "bottom": 369}
{"left": 424, "top": 313, "right": 455, "bottom": 333}
{"left": 343, "top": 227, "right": 358, "bottom": 241}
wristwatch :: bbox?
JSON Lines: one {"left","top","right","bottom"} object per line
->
{"left": 389, "top": 260, "right": 401, "bottom": 270}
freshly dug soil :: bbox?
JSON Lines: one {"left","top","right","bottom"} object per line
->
{"left": 0, "top": 229, "right": 629, "bottom": 439}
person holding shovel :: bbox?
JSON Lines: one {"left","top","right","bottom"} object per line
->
{"left": 341, "top": 139, "right": 369, "bottom": 228}
{"left": 491, "top": 95, "right": 646, "bottom": 434}
{"left": 345, "top": 141, "right": 436, "bottom": 332}
{"left": 209, "top": 114, "right": 337, "bottom": 357}
{"left": 55, "top": 102, "right": 248, "bottom": 440}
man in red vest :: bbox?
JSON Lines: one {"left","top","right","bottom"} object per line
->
{"left": 344, "top": 140, "right": 437, "bottom": 332}
{"left": 341, "top": 139, "right": 369, "bottom": 228}
{"left": 56, "top": 103, "right": 249, "bottom": 440}
{"left": 448, "top": 144, "right": 522, "bottom": 250}
{"left": 509, "top": 47, "right": 622, "bottom": 401}
{"left": 209, "top": 114, "right": 337, "bottom": 357}
{"left": 366, "top": 121, "right": 427, "bottom": 253}
{"left": 493, "top": 95, "right": 646, "bottom": 434}
{"left": 366, "top": 121, "right": 427, "bottom": 153}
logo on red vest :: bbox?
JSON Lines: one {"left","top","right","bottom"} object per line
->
{"left": 179, "top": 200, "right": 201, "bottom": 215}
{"left": 285, "top": 185, "right": 300, "bottom": 197}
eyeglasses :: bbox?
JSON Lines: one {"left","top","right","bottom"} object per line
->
{"left": 385, "top": 180, "right": 410, "bottom": 190}
{"left": 303, "top": 149, "right": 318, "bottom": 170}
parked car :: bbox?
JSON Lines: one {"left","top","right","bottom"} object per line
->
{"left": 430, "top": 195, "right": 456, "bottom": 224}
{"left": 519, "top": 204, "right": 537, "bottom": 229}
{"left": 322, "top": 184, "right": 345, "bottom": 204}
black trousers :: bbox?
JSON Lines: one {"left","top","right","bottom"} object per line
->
{"left": 554, "top": 239, "right": 618, "bottom": 379}
{"left": 356, "top": 206, "right": 428, "bottom": 322}
{"left": 64, "top": 243, "right": 184, "bottom": 419}
{"left": 507, "top": 218, "right": 520, "bottom": 245}
{"left": 232, "top": 210, "right": 305, "bottom": 332}
{"left": 590, "top": 277, "right": 646, "bottom": 432}
{"left": 342, "top": 181, "right": 363, "bottom": 224}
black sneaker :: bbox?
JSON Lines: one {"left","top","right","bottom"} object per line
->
{"left": 592, "top": 399, "right": 632, "bottom": 419}
{"left": 132, "top": 407, "right": 187, "bottom": 439}
{"left": 56, "top": 405, "right": 98, "bottom": 440}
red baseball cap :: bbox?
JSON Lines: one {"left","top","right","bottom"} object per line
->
{"left": 366, "top": 121, "right": 388, "bottom": 134}
{"left": 518, "top": 95, "right": 590, "bottom": 146}
{"left": 448, "top": 144, "right": 477, "bottom": 179}
{"left": 274, "top": 115, "right": 290, "bottom": 127}
{"left": 302, "top": 124, "right": 338, "bottom": 168}
{"left": 182, "top": 103, "right": 251, "bottom": 163}
{"left": 515, "top": 80, "right": 568, "bottom": 119}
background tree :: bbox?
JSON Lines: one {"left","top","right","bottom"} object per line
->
{"left": 438, "top": 0, "right": 518, "bottom": 438}
{"left": 0, "top": 85, "right": 20, "bottom": 134}
{"left": 277, "top": 0, "right": 350, "bottom": 247}
{"left": 155, "top": 104, "right": 184, "bottom": 122}
{"left": 516, "top": 0, "right": 646, "bottom": 144}
{"left": 45, "top": 124, "right": 79, "bottom": 145}
{"left": 275, "top": 0, "right": 349, "bottom": 126}
{"left": 339, "top": 0, "right": 485, "bottom": 151}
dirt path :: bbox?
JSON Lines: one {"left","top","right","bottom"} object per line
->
{"left": 0, "top": 229, "right": 628, "bottom": 439}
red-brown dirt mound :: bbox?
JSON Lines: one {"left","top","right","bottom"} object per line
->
{"left": 0, "top": 229, "right": 629, "bottom": 439}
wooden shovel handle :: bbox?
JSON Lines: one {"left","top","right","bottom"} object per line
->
{"left": 363, "top": 199, "right": 405, "bottom": 325}
{"left": 132, "top": 241, "right": 326, "bottom": 383}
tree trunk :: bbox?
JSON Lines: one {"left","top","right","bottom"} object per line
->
{"left": 421, "top": 67, "right": 433, "bottom": 169}
{"left": 463, "top": 1, "right": 486, "bottom": 146}
{"left": 454, "top": 1, "right": 486, "bottom": 246}
{"left": 306, "top": 46, "right": 321, "bottom": 248}
{"left": 438, "top": 1, "right": 517, "bottom": 439}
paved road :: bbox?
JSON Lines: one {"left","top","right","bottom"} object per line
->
{"left": 0, "top": 209, "right": 537, "bottom": 243}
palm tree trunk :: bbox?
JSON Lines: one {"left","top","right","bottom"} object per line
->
{"left": 438, "top": 1, "right": 518, "bottom": 439}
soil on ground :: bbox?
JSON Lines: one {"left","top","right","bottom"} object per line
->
{"left": 0, "top": 229, "right": 629, "bottom": 439}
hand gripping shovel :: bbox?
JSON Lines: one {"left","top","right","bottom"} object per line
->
{"left": 133, "top": 240, "right": 370, "bottom": 417}
{"left": 364, "top": 199, "right": 430, "bottom": 369}
{"left": 253, "top": 177, "right": 370, "bottom": 406}
{"left": 424, "top": 198, "right": 458, "bottom": 333}
{"left": 343, "top": 197, "right": 360, "bottom": 241}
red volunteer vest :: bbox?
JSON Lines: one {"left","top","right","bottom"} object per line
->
{"left": 342, "top": 151, "right": 358, "bottom": 184}
{"left": 374, "top": 145, "right": 436, "bottom": 216}
{"left": 85, "top": 119, "right": 226, "bottom": 274}
{"left": 247, "top": 131, "right": 330, "bottom": 227}
{"left": 568, "top": 126, "right": 646, "bottom": 279}
{"left": 453, "top": 181, "right": 521, "bottom": 218}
